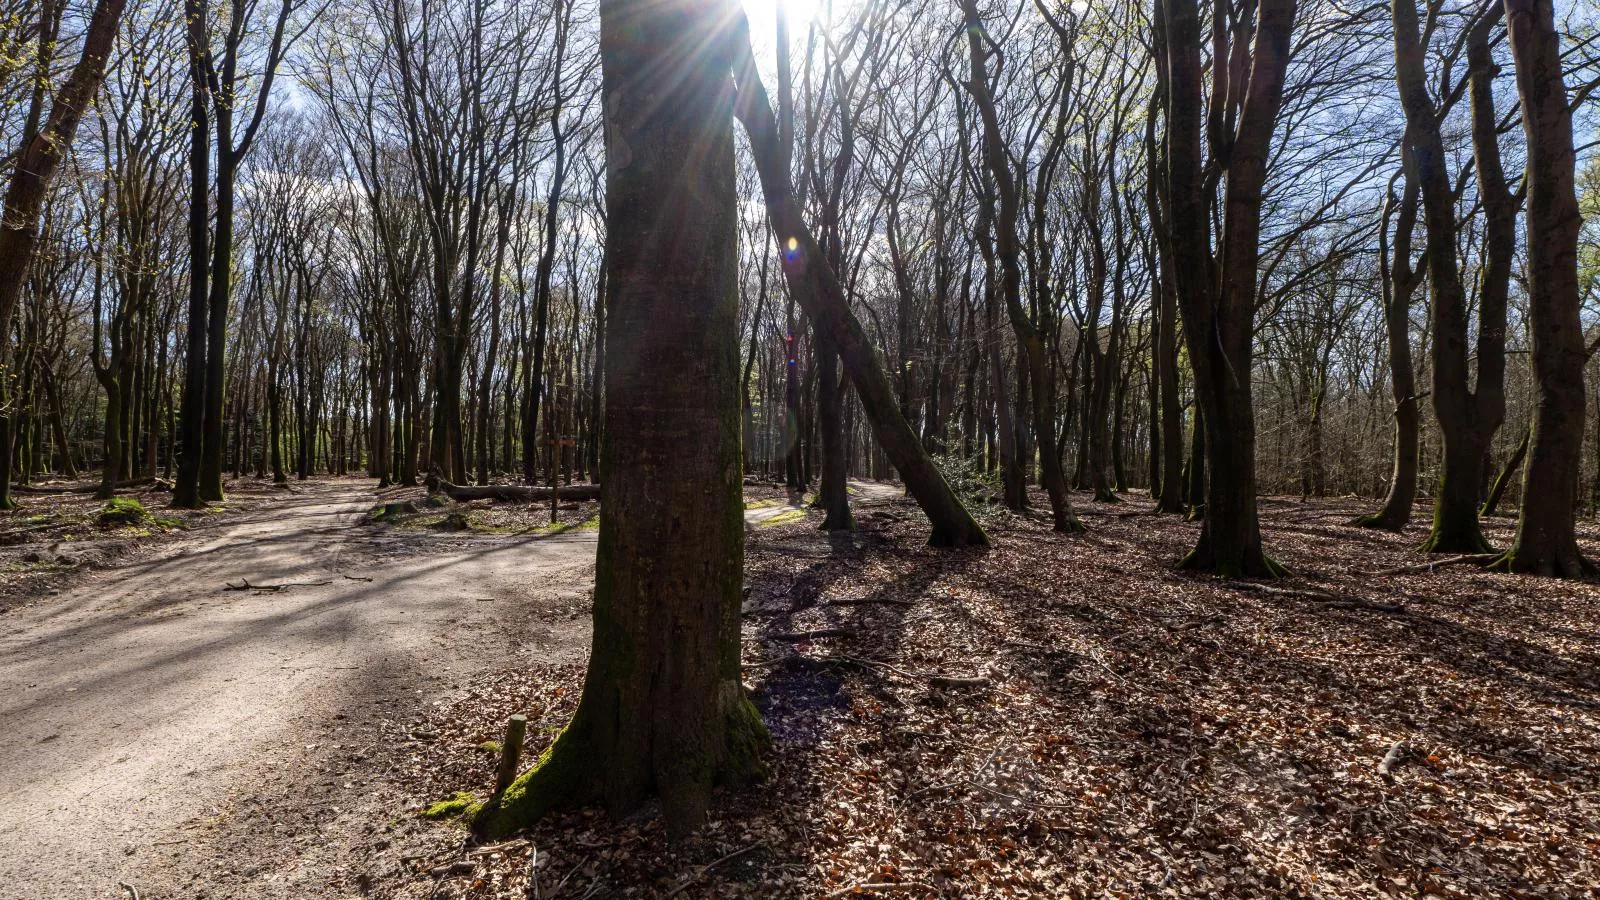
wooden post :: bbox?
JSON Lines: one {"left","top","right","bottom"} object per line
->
{"left": 493, "top": 714, "right": 527, "bottom": 796}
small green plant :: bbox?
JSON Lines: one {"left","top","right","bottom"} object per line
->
{"left": 96, "top": 497, "right": 150, "bottom": 527}
{"left": 931, "top": 453, "right": 1005, "bottom": 520}
{"left": 365, "top": 501, "right": 418, "bottom": 524}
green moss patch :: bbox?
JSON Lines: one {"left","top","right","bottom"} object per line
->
{"left": 422, "top": 791, "right": 477, "bottom": 820}
{"left": 96, "top": 498, "right": 150, "bottom": 528}
{"left": 756, "top": 508, "right": 806, "bottom": 528}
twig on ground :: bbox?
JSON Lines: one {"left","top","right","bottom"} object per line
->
{"left": 766, "top": 628, "right": 854, "bottom": 642}
{"left": 821, "top": 596, "right": 915, "bottom": 607}
{"left": 927, "top": 674, "right": 990, "bottom": 689}
{"left": 118, "top": 883, "right": 140, "bottom": 900}
{"left": 341, "top": 573, "right": 374, "bottom": 582}
{"left": 664, "top": 842, "right": 764, "bottom": 897}
{"left": 826, "top": 881, "right": 937, "bottom": 897}
{"left": 223, "top": 579, "right": 333, "bottom": 592}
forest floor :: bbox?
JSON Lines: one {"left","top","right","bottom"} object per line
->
{"left": 3, "top": 478, "right": 1599, "bottom": 898}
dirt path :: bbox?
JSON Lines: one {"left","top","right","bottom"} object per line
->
{"left": 0, "top": 479, "right": 600, "bottom": 899}
{"left": 0, "top": 477, "right": 908, "bottom": 897}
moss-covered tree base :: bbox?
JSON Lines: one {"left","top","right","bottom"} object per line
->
{"left": 1054, "top": 516, "right": 1086, "bottom": 534}
{"left": 928, "top": 522, "right": 991, "bottom": 548}
{"left": 1351, "top": 508, "right": 1409, "bottom": 531}
{"left": 470, "top": 689, "right": 769, "bottom": 841}
{"left": 1414, "top": 523, "right": 1494, "bottom": 555}
{"left": 1178, "top": 541, "right": 1289, "bottom": 580}
{"left": 1489, "top": 546, "right": 1597, "bottom": 580}
{"left": 820, "top": 511, "right": 855, "bottom": 532}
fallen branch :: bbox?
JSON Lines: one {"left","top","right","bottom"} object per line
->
{"left": 0, "top": 520, "right": 72, "bottom": 540}
{"left": 1359, "top": 553, "right": 1497, "bottom": 577}
{"left": 465, "top": 839, "right": 528, "bottom": 857}
{"left": 821, "top": 596, "right": 915, "bottom": 608}
{"left": 664, "top": 842, "right": 764, "bottom": 897}
{"left": 766, "top": 628, "right": 854, "bottom": 642}
{"left": 223, "top": 579, "right": 333, "bottom": 592}
{"left": 1377, "top": 739, "right": 1409, "bottom": 776}
{"left": 12, "top": 476, "right": 157, "bottom": 495}
{"left": 826, "top": 882, "right": 937, "bottom": 898}
{"left": 928, "top": 674, "right": 991, "bottom": 689}
{"left": 1229, "top": 581, "right": 1404, "bottom": 614}
{"left": 434, "top": 479, "right": 600, "bottom": 504}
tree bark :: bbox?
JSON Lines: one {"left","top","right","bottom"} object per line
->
{"left": 472, "top": 0, "right": 766, "bottom": 840}
{"left": 1161, "top": 0, "right": 1293, "bottom": 575}
{"left": 1494, "top": 0, "right": 1594, "bottom": 576}
{"left": 1355, "top": 167, "right": 1422, "bottom": 529}
{"left": 0, "top": 0, "right": 129, "bottom": 509}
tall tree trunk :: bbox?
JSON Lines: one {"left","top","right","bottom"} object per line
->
{"left": 473, "top": 0, "right": 766, "bottom": 838}
{"left": 1161, "top": 0, "right": 1293, "bottom": 576}
{"left": 1495, "top": 0, "right": 1594, "bottom": 576}
{"left": 1355, "top": 167, "right": 1422, "bottom": 529}
{"left": 199, "top": 150, "right": 238, "bottom": 502}
{"left": 813, "top": 334, "right": 852, "bottom": 529}
{"left": 961, "top": 0, "right": 1079, "bottom": 530}
{"left": 1394, "top": 0, "right": 1507, "bottom": 553}
{"left": 173, "top": 0, "right": 212, "bottom": 509}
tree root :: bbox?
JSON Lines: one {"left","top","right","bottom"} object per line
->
{"left": 1487, "top": 546, "right": 1599, "bottom": 580}
{"left": 1350, "top": 509, "right": 1408, "bottom": 531}
{"left": 1359, "top": 553, "right": 1497, "bottom": 577}
{"left": 1414, "top": 525, "right": 1494, "bottom": 555}
{"left": 1229, "top": 580, "right": 1404, "bottom": 614}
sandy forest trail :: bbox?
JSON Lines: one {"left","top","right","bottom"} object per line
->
{"left": 0, "top": 479, "right": 606, "bottom": 898}
{"left": 0, "top": 477, "right": 900, "bottom": 898}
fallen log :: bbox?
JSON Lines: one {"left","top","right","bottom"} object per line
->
{"left": 434, "top": 479, "right": 601, "bottom": 503}
{"left": 11, "top": 476, "right": 158, "bottom": 495}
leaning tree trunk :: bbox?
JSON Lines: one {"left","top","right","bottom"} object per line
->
{"left": 1481, "top": 423, "right": 1528, "bottom": 518}
{"left": 730, "top": 20, "right": 988, "bottom": 547}
{"left": 0, "top": 0, "right": 129, "bottom": 509}
{"left": 472, "top": 0, "right": 766, "bottom": 841}
{"left": 1495, "top": 0, "right": 1595, "bottom": 577}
